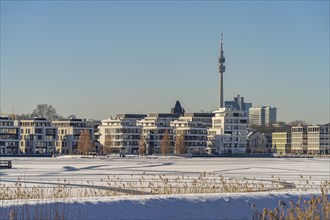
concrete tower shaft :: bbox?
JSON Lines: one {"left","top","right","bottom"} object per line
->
{"left": 217, "top": 33, "right": 226, "bottom": 108}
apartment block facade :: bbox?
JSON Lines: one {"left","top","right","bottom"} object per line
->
{"left": 171, "top": 113, "right": 214, "bottom": 154}
{"left": 0, "top": 116, "right": 20, "bottom": 154}
{"left": 307, "top": 124, "right": 330, "bottom": 154}
{"left": 272, "top": 132, "right": 291, "bottom": 154}
{"left": 291, "top": 125, "right": 308, "bottom": 154}
{"left": 52, "top": 119, "right": 94, "bottom": 154}
{"left": 20, "top": 118, "right": 57, "bottom": 154}
{"left": 208, "top": 108, "right": 247, "bottom": 154}
{"left": 99, "top": 114, "right": 146, "bottom": 154}
{"left": 136, "top": 113, "right": 180, "bottom": 154}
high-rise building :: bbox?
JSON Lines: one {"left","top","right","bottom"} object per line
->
{"left": 249, "top": 106, "right": 277, "bottom": 126}
{"left": 225, "top": 94, "right": 252, "bottom": 118}
{"left": 265, "top": 107, "right": 277, "bottom": 126}
{"left": 249, "top": 107, "right": 265, "bottom": 126}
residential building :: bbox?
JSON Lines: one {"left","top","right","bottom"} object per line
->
{"left": 0, "top": 116, "right": 20, "bottom": 154}
{"left": 291, "top": 125, "right": 308, "bottom": 154}
{"left": 272, "top": 132, "right": 291, "bottom": 154}
{"left": 86, "top": 120, "right": 102, "bottom": 154}
{"left": 52, "top": 119, "right": 94, "bottom": 154}
{"left": 307, "top": 124, "right": 330, "bottom": 154}
{"left": 99, "top": 114, "right": 146, "bottom": 154}
{"left": 208, "top": 108, "right": 247, "bottom": 154}
{"left": 225, "top": 94, "right": 252, "bottom": 118}
{"left": 20, "top": 118, "right": 57, "bottom": 154}
{"left": 137, "top": 113, "right": 180, "bottom": 154}
{"left": 249, "top": 106, "right": 277, "bottom": 127}
{"left": 246, "top": 130, "right": 272, "bottom": 154}
{"left": 171, "top": 113, "right": 213, "bottom": 154}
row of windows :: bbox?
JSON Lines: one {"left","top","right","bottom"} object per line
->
{"left": 20, "top": 122, "right": 51, "bottom": 127}
{"left": 0, "top": 141, "right": 19, "bottom": 147}
{"left": 0, "top": 122, "right": 14, "bottom": 126}
{"left": 222, "top": 143, "right": 246, "bottom": 148}
{"left": 53, "top": 123, "right": 86, "bottom": 127}
{"left": 0, "top": 128, "right": 19, "bottom": 134}
{"left": 105, "top": 128, "right": 142, "bottom": 134}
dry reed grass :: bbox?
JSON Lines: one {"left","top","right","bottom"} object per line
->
{"left": 0, "top": 173, "right": 328, "bottom": 200}
{"left": 253, "top": 183, "right": 330, "bottom": 220}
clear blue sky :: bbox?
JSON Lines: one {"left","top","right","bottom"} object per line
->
{"left": 1, "top": 1, "right": 329, "bottom": 124}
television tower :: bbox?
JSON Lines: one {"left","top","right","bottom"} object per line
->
{"left": 218, "top": 33, "right": 226, "bottom": 108}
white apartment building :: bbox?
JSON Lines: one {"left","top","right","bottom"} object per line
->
{"left": 307, "top": 124, "right": 330, "bottom": 154}
{"left": 249, "top": 106, "right": 277, "bottom": 127}
{"left": 171, "top": 113, "right": 214, "bottom": 154}
{"left": 291, "top": 125, "right": 308, "bottom": 154}
{"left": 99, "top": 114, "right": 146, "bottom": 154}
{"left": 208, "top": 108, "right": 247, "bottom": 154}
{"left": 0, "top": 116, "right": 20, "bottom": 154}
{"left": 52, "top": 119, "right": 94, "bottom": 154}
{"left": 20, "top": 118, "right": 57, "bottom": 154}
{"left": 136, "top": 113, "right": 179, "bottom": 154}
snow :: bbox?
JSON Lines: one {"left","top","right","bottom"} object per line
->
{"left": 0, "top": 157, "right": 329, "bottom": 219}
{"left": 0, "top": 192, "right": 327, "bottom": 219}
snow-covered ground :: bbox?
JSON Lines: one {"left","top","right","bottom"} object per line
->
{"left": 1, "top": 192, "right": 327, "bottom": 219}
{"left": 0, "top": 157, "right": 329, "bottom": 219}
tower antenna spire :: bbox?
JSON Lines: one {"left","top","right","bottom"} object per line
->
{"left": 218, "top": 32, "right": 226, "bottom": 108}
{"left": 221, "top": 32, "right": 223, "bottom": 53}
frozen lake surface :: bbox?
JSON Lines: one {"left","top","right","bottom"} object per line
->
{"left": 1, "top": 156, "right": 329, "bottom": 184}
{"left": 0, "top": 156, "right": 329, "bottom": 219}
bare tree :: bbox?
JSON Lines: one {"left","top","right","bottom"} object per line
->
{"left": 77, "top": 129, "right": 92, "bottom": 154}
{"left": 16, "top": 113, "right": 31, "bottom": 120}
{"left": 67, "top": 114, "right": 77, "bottom": 119}
{"left": 160, "top": 130, "right": 172, "bottom": 156}
{"left": 31, "top": 104, "right": 60, "bottom": 120}
{"left": 175, "top": 133, "right": 187, "bottom": 155}
{"left": 103, "top": 134, "right": 113, "bottom": 155}
{"left": 138, "top": 135, "right": 146, "bottom": 156}
{"left": 289, "top": 120, "right": 308, "bottom": 126}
